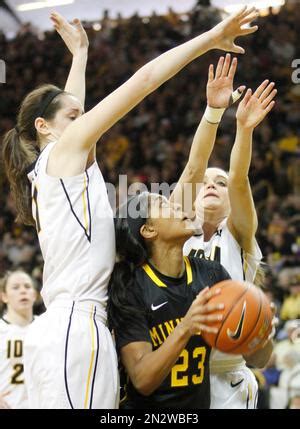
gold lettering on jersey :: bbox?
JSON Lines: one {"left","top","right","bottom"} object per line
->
{"left": 7, "top": 340, "right": 23, "bottom": 359}
{"left": 149, "top": 318, "right": 183, "bottom": 347}
{"left": 158, "top": 324, "right": 167, "bottom": 341}
{"left": 189, "top": 245, "right": 221, "bottom": 263}
{"left": 165, "top": 320, "right": 176, "bottom": 336}
{"left": 150, "top": 327, "right": 163, "bottom": 347}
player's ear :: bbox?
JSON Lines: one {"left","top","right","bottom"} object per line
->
{"left": 1, "top": 291, "right": 8, "bottom": 304}
{"left": 140, "top": 223, "right": 157, "bottom": 240}
{"left": 35, "top": 117, "right": 51, "bottom": 136}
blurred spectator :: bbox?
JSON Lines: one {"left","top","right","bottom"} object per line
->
{"left": 280, "top": 275, "right": 300, "bottom": 320}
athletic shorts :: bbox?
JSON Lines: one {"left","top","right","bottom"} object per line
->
{"left": 210, "top": 367, "right": 258, "bottom": 409}
{"left": 24, "top": 300, "right": 119, "bottom": 409}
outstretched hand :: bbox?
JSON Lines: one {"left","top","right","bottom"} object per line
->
{"left": 50, "top": 11, "right": 89, "bottom": 56}
{"left": 212, "top": 6, "right": 259, "bottom": 54}
{"left": 207, "top": 53, "right": 245, "bottom": 108}
{"left": 236, "top": 80, "right": 277, "bottom": 129}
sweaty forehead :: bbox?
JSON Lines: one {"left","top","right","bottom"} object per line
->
{"left": 61, "top": 94, "right": 84, "bottom": 113}
{"left": 205, "top": 168, "right": 228, "bottom": 180}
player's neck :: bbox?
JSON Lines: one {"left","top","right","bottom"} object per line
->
{"left": 4, "top": 308, "right": 33, "bottom": 326}
{"left": 149, "top": 244, "right": 185, "bottom": 278}
{"left": 201, "top": 212, "right": 227, "bottom": 241}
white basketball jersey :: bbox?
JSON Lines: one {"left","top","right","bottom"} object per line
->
{"left": 183, "top": 218, "right": 262, "bottom": 370}
{"left": 0, "top": 318, "right": 33, "bottom": 409}
{"left": 27, "top": 142, "right": 115, "bottom": 309}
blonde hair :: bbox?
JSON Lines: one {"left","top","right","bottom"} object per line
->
{"left": 0, "top": 270, "right": 35, "bottom": 315}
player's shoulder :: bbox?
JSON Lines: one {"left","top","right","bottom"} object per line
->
{"left": 188, "top": 256, "right": 230, "bottom": 284}
{"left": 0, "top": 317, "right": 12, "bottom": 333}
{"left": 188, "top": 255, "right": 223, "bottom": 271}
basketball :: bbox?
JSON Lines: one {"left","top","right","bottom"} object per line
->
{"left": 202, "top": 280, "right": 273, "bottom": 355}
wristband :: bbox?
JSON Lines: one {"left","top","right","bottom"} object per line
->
{"left": 205, "top": 88, "right": 244, "bottom": 124}
{"left": 204, "top": 105, "right": 225, "bottom": 124}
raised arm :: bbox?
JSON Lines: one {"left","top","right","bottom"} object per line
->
{"left": 227, "top": 80, "right": 277, "bottom": 253}
{"left": 50, "top": 12, "right": 88, "bottom": 107}
{"left": 170, "top": 53, "right": 245, "bottom": 210}
{"left": 48, "top": 7, "right": 259, "bottom": 177}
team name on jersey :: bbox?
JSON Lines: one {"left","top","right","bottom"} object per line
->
{"left": 149, "top": 318, "right": 202, "bottom": 348}
{"left": 188, "top": 245, "right": 221, "bottom": 263}
{"left": 150, "top": 318, "right": 183, "bottom": 347}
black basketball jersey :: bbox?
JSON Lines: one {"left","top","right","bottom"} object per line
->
{"left": 115, "top": 256, "right": 231, "bottom": 409}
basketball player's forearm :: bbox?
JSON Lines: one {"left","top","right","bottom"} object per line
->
{"left": 170, "top": 117, "right": 218, "bottom": 206}
{"left": 129, "top": 325, "right": 191, "bottom": 396}
{"left": 188, "top": 117, "right": 219, "bottom": 176}
{"left": 229, "top": 126, "right": 253, "bottom": 181}
{"left": 140, "top": 30, "right": 218, "bottom": 89}
{"left": 64, "top": 51, "right": 87, "bottom": 107}
{"left": 244, "top": 340, "right": 273, "bottom": 368}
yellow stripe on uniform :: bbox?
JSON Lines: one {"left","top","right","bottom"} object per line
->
{"left": 143, "top": 258, "right": 193, "bottom": 287}
{"left": 84, "top": 305, "right": 96, "bottom": 409}
{"left": 184, "top": 257, "right": 193, "bottom": 284}
{"left": 82, "top": 174, "right": 89, "bottom": 234}
{"left": 142, "top": 264, "right": 167, "bottom": 287}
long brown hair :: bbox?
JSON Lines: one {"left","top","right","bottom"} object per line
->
{"left": 2, "top": 84, "right": 65, "bottom": 225}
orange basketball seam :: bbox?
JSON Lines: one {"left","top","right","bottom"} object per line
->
{"left": 226, "top": 286, "right": 262, "bottom": 353}
{"left": 214, "top": 282, "right": 250, "bottom": 348}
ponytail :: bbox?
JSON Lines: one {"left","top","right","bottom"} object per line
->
{"left": 2, "top": 84, "right": 64, "bottom": 226}
{"left": 2, "top": 128, "right": 37, "bottom": 225}
{"left": 107, "top": 199, "right": 149, "bottom": 332}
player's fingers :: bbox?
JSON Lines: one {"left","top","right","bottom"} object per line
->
{"left": 198, "top": 324, "right": 219, "bottom": 334}
{"left": 242, "top": 88, "right": 252, "bottom": 105}
{"left": 200, "top": 302, "right": 224, "bottom": 314}
{"left": 264, "top": 100, "right": 275, "bottom": 114}
{"left": 262, "top": 89, "right": 277, "bottom": 109}
{"left": 253, "top": 79, "right": 269, "bottom": 98}
{"left": 260, "top": 82, "right": 275, "bottom": 101}
{"left": 50, "top": 11, "right": 67, "bottom": 27}
{"left": 272, "top": 316, "right": 279, "bottom": 328}
{"left": 221, "top": 53, "right": 231, "bottom": 77}
{"left": 215, "top": 56, "right": 225, "bottom": 79}
{"left": 228, "top": 56, "right": 237, "bottom": 79}
{"left": 240, "top": 10, "right": 259, "bottom": 26}
{"left": 230, "top": 43, "right": 245, "bottom": 55}
{"left": 239, "top": 25, "right": 258, "bottom": 36}
{"left": 235, "top": 6, "right": 249, "bottom": 19}
{"left": 196, "top": 287, "right": 221, "bottom": 305}
{"left": 270, "top": 302, "right": 277, "bottom": 315}
{"left": 198, "top": 313, "right": 223, "bottom": 323}
{"left": 208, "top": 64, "right": 214, "bottom": 82}
{"left": 239, "top": 6, "right": 257, "bottom": 20}
{"left": 73, "top": 18, "right": 85, "bottom": 34}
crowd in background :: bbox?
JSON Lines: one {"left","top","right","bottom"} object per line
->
{"left": 0, "top": 1, "right": 299, "bottom": 408}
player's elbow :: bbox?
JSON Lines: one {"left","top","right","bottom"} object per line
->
{"left": 132, "top": 372, "right": 157, "bottom": 396}
{"left": 134, "top": 66, "right": 157, "bottom": 93}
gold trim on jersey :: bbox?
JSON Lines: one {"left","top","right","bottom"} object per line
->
{"left": 184, "top": 256, "right": 192, "bottom": 285}
{"left": 142, "top": 264, "right": 167, "bottom": 287}
{"left": 84, "top": 305, "right": 96, "bottom": 408}
{"left": 82, "top": 174, "right": 89, "bottom": 234}
{"left": 142, "top": 257, "right": 193, "bottom": 288}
